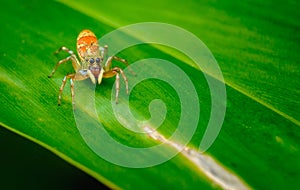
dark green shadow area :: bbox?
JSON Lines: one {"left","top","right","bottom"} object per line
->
{"left": 0, "top": 126, "right": 108, "bottom": 190}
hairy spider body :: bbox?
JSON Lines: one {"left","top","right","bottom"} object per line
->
{"left": 48, "top": 29, "right": 130, "bottom": 107}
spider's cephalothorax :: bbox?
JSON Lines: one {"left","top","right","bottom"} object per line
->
{"left": 48, "top": 29, "right": 130, "bottom": 107}
{"left": 77, "top": 30, "right": 105, "bottom": 84}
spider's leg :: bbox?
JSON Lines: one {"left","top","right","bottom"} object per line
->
{"left": 104, "top": 55, "right": 135, "bottom": 76}
{"left": 58, "top": 73, "right": 75, "bottom": 106}
{"left": 100, "top": 45, "right": 108, "bottom": 61}
{"left": 70, "top": 78, "right": 75, "bottom": 108}
{"left": 49, "top": 55, "right": 73, "bottom": 77}
{"left": 54, "top": 46, "right": 75, "bottom": 55}
{"left": 113, "top": 67, "right": 129, "bottom": 94}
{"left": 115, "top": 72, "right": 120, "bottom": 104}
{"left": 49, "top": 47, "right": 81, "bottom": 78}
{"left": 58, "top": 72, "right": 89, "bottom": 107}
{"left": 103, "top": 70, "right": 119, "bottom": 103}
{"left": 103, "top": 67, "right": 129, "bottom": 104}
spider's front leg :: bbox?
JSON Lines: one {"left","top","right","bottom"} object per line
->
{"left": 104, "top": 54, "right": 136, "bottom": 76}
{"left": 48, "top": 46, "right": 81, "bottom": 78}
{"left": 58, "top": 72, "right": 89, "bottom": 108}
{"left": 103, "top": 67, "right": 129, "bottom": 104}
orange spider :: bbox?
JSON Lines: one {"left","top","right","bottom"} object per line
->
{"left": 48, "top": 29, "right": 130, "bottom": 106}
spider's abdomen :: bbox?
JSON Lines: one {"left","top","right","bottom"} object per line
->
{"left": 77, "top": 29, "right": 100, "bottom": 60}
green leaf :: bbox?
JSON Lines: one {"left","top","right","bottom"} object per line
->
{"left": 1, "top": 0, "right": 299, "bottom": 189}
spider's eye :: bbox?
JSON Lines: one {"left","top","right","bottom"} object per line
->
{"left": 89, "top": 58, "right": 95, "bottom": 64}
{"left": 85, "top": 59, "right": 89, "bottom": 62}
{"left": 96, "top": 58, "right": 100, "bottom": 63}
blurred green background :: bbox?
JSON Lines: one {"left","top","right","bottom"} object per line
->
{"left": 0, "top": 0, "right": 299, "bottom": 189}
